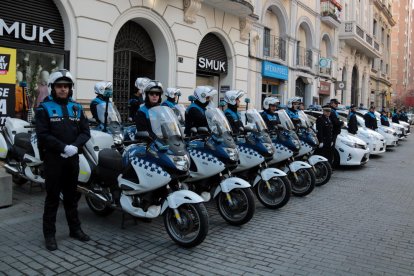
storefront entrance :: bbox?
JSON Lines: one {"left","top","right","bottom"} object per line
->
{"left": 113, "top": 21, "right": 155, "bottom": 120}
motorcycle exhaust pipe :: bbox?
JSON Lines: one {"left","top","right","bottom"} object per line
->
{"left": 77, "top": 185, "right": 109, "bottom": 204}
{"left": 4, "top": 164, "right": 19, "bottom": 174}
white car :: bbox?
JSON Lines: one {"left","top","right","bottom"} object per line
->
{"left": 305, "top": 111, "right": 370, "bottom": 167}
{"left": 356, "top": 110, "right": 406, "bottom": 140}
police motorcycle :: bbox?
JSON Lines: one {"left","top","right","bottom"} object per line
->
{"left": 233, "top": 108, "right": 291, "bottom": 209}
{"left": 184, "top": 107, "right": 255, "bottom": 226}
{"left": 0, "top": 117, "right": 45, "bottom": 186}
{"left": 295, "top": 110, "right": 332, "bottom": 186}
{"left": 77, "top": 106, "right": 209, "bottom": 247}
{"left": 267, "top": 110, "right": 316, "bottom": 197}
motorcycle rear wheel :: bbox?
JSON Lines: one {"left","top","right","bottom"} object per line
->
{"left": 164, "top": 203, "right": 209, "bottom": 248}
{"left": 314, "top": 161, "right": 332, "bottom": 186}
{"left": 255, "top": 176, "right": 291, "bottom": 209}
{"left": 216, "top": 188, "right": 255, "bottom": 226}
{"left": 85, "top": 191, "right": 114, "bottom": 217}
{"left": 12, "top": 175, "right": 27, "bottom": 185}
{"left": 289, "top": 168, "right": 315, "bottom": 197}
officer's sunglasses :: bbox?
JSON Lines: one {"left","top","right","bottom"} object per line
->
{"left": 55, "top": 83, "right": 70, "bottom": 89}
{"left": 148, "top": 92, "right": 160, "bottom": 96}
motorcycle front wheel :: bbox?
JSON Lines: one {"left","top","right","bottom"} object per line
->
{"left": 255, "top": 176, "right": 291, "bottom": 209}
{"left": 164, "top": 203, "right": 209, "bottom": 248}
{"left": 289, "top": 168, "right": 315, "bottom": 197}
{"left": 216, "top": 188, "right": 255, "bottom": 226}
{"left": 314, "top": 161, "right": 332, "bottom": 186}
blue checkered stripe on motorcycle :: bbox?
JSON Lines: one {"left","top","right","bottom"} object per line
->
{"left": 189, "top": 150, "right": 223, "bottom": 165}
{"left": 273, "top": 143, "right": 293, "bottom": 153}
{"left": 238, "top": 146, "right": 259, "bottom": 157}
{"left": 131, "top": 157, "right": 169, "bottom": 177}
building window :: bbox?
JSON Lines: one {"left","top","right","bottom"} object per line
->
{"left": 263, "top": 28, "right": 270, "bottom": 57}
{"left": 381, "top": 28, "right": 385, "bottom": 44}
{"left": 373, "top": 19, "right": 377, "bottom": 37}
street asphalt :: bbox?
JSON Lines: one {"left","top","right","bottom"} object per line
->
{"left": 1, "top": 133, "right": 414, "bottom": 275}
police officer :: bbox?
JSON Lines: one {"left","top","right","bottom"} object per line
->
{"left": 184, "top": 86, "right": 217, "bottom": 136}
{"left": 261, "top": 97, "right": 281, "bottom": 131}
{"left": 347, "top": 104, "right": 358, "bottom": 134}
{"left": 315, "top": 107, "right": 334, "bottom": 164}
{"left": 286, "top": 97, "right": 303, "bottom": 128}
{"left": 223, "top": 90, "right": 245, "bottom": 134}
{"left": 35, "top": 69, "right": 91, "bottom": 251}
{"left": 364, "top": 106, "right": 378, "bottom": 130}
{"left": 380, "top": 109, "right": 390, "bottom": 126}
{"left": 399, "top": 108, "right": 408, "bottom": 122}
{"left": 90, "top": 81, "right": 113, "bottom": 124}
{"left": 135, "top": 80, "right": 163, "bottom": 139}
{"left": 128, "top": 77, "right": 150, "bottom": 121}
{"left": 328, "top": 98, "right": 344, "bottom": 145}
{"left": 161, "top": 87, "right": 181, "bottom": 108}
{"left": 392, "top": 109, "right": 400, "bottom": 123}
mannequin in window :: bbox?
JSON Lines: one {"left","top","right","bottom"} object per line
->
{"left": 15, "top": 71, "right": 28, "bottom": 119}
{"left": 36, "top": 71, "right": 50, "bottom": 107}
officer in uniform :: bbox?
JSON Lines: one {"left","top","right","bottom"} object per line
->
{"left": 261, "top": 97, "right": 281, "bottom": 131}
{"left": 128, "top": 77, "right": 150, "bottom": 121}
{"left": 315, "top": 107, "right": 334, "bottom": 164}
{"left": 392, "top": 109, "right": 400, "bottom": 124}
{"left": 90, "top": 81, "right": 113, "bottom": 124}
{"left": 364, "top": 106, "right": 378, "bottom": 130}
{"left": 347, "top": 104, "right": 358, "bottom": 134}
{"left": 184, "top": 86, "right": 217, "bottom": 136}
{"left": 223, "top": 90, "right": 245, "bottom": 135}
{"left": 328, "top": 99, "right": 343, "bottom": 145}
{"left": 380, "top": 110, "right": 390, "bottom": 126}
{"left": 161, "top": 87, "right": 181, "bottom": 108}
{"left": 35, "top": 69, "right": 91, "bottom": 251}
{"left": 285, "top": 97, "right": 303, "bottom": 128}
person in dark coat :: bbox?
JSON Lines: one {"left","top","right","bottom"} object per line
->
{"left": 380, "top": 110, "right": 390, "bottom": 126}
{"left": 364, "top": 106, "right": 378, "bottom": 130}
{"left": 347, "top": 104, "right": 358, "bottom": 134}
{"left": 399, "top": 108, "right": 408, "bottom": 122}
{"left": 329, "top": 98, "right": 344, "bottom": 145}
{"left": 35, "top": 69, "right": 91, "bottom": 251}
{"left": 315, "top": 107, "right": 334, "bottom": 164}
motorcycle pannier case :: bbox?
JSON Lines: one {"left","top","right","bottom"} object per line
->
{"left": 96, "top": 148, "right": 123, "bottom": 187}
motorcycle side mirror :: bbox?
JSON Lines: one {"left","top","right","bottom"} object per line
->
{"left": 190, "top": 127, "right": 197, "bottom": 134}
{"left": 197, "top": 127, "right": 209, "bottom": 134}
{"left": 239, "top": 126, "right": 245, "bottom": 133}
{"left": 244, "top": 98, "right": 250, "bottom": 103}
{"left": 219, "top": 101, "right": 226, "bottom": 107}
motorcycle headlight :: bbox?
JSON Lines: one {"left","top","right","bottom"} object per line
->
{"left": 224, "top": 147, "right": 239, "bottom": 161}
{"left": 263, "top": 143, "right": 274, "bottom": 154}
{"left": 293, "top": 139, "right": 301, "bottom": 149}
{"left": 169, "top": 154, "right": 190, "bottom": 171}
{"left": 113, "top": 133, "right": 124, "bottom": 145}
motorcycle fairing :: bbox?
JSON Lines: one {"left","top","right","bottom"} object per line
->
{"left": 308, "top": 155, "right": 328, "bottom": 166}
{"left": 288, "top": 160, "right": 312, "bottom": 172}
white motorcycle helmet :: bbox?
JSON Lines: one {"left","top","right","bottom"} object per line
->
{"left": 224, "top": 90, "right": 245, "bottom": 106}
{"left": 165, "top": 87, "right": 181, "bottom": 98}
{"left": 193, "top": 86, "right": 217, "bottom": 104}
{"left": 287, "top": 96, "right": 303, "bottom": 108}
{"left": 143, "top": 80, "right": 163, "bottom": 103}
{"left": 263, "top": 97, "right": 280, "bottom": 110}
{"left": 134, "top": 77, "right": 151, "bottom": 91}
{"left": 94, "top": 81, "right": 113, "bottom": 98}
{"left": 47, "top": 69, "right": 74, "bottom": 95}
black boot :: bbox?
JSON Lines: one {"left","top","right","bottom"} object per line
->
{"left": 45, "top": 237, "right": 58, "bottom": 251}
{"left": 69, "top": 229, "right": 90, "bottom": 242}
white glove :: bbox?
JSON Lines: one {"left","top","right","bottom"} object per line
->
{"left": 319, "top": 143, "right": 324, "bottom": 148}
{"left": 60, "top": 153, "right": 69, "bottom": 158}
{"left": 331, "top": 142, "right": 334, "bottom": 146}
{"left": 64, "top": 145, "right": 78, "bottom": 157}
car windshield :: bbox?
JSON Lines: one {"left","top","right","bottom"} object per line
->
{"left": 149, "top": 106, "right": 182, "bottom": 140}
{"left": 96, "top": 102, "right": 122, "bottom": 124}
{"left": 245, "top": 109, "right": 268, "bottom": 132}
{"left": 276, "top": 109, "right": 295, "bottom": 130}
{"left": 206, "top": 108, "right": 232, "bottom": 135}
{"left": 298, "top": 110, "right": 312, "bottom": 128}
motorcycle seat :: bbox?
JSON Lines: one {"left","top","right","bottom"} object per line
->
{"left": 14, "top": 133, "right": 33, "bottom": 153}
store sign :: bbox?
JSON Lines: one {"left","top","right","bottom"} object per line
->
{"left": 262, "top": 61, "right": 288, "bottom": 80}
{"left": 0, "top": 19, "right": 55, "bottom": 44}
{"left": 0, "top": 47, "right": 16, "bottom": 125}
{"left": 319, "top": 81, "right": 331, "bottom": 95}
{"left": 198, "top": 57, "right": 226, "bottom": 73}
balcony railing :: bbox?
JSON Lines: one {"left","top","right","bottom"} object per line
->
{"left": 263, "top": 35, "right": 287, "bottom": 61}
{"left": 366, "top": 34, "right": 373, "bottom": 45}
{"left": 374, "top": 41, "right": 380, "bottom": 51}
{"left": 320, "top": 67, "right": 332, "bottom": 75}
{"left": 320, "top": 1, "right": 340, "bottom": 22}
{"left": 340, "top": 21, "right": 381, "bottom": 58}
{"left": 296, "top": 46, "right": 313, "bottom": 68}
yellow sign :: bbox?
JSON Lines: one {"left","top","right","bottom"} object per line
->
{"left": 0, "top": 47, "right": 16, "bottom": 84}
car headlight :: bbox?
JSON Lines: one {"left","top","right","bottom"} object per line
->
{"left": 169, "top": 154, "right": 190, "bottom": 171}
{"left": 343, "top": 140, "right": 357, "bottom": 148}
{"left": 263, "top": 143, "right": 274, "bottom": 154}
{"left": 113, "top": 133, "right": 124, "bottom": 145}
{"left": 224, "top": 147, "right": 239, "bottom": 161}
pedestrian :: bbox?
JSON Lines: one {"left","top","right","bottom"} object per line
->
{"left": 128, "top": 77, "right": 150, "bottom": 121}
{"left": 315, "top": 107, "right": 334, "bottom": 164}
{"left": 90, "top": 81, "right": 113, "bottom": 124}
{"left": 328, "top": 98, "right": 344, "bottom": 146}
{"left": 35, "top": 69, "right": 91, "bottom": 251}
{"left": 380, "top": 110, "right": 390, "bottom": 126}
{"left": 223, "top": 90, "right": 245, "bottom": 135}
{"left": 347, "top": 104, "right": 358, "bottom": 134}
{"left": 364, "top": 106, "right": 378, "bottom": 130}
{"left": 261, "top": 97, "right": 281, "bottom": 131}
{"left": 392, "top": 109, "right": 400, "bottom": 124}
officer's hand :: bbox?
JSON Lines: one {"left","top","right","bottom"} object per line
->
{"left": 319, "top": 143, "right": 324, "bottom": 148}
{"left": 60, "top": 153, "right": 69, "bottom": 158}
{"left": 331, "top": 142, "right": 334, "bottom": 146}
{"left": 64, "top": 145, "right": 78, "bottom": 157}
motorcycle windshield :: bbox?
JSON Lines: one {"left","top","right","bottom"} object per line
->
{"left": 298, "top": 110, "right": 312, "bottom": 128}
{"left": 206, "top": 108, "right": 232, "bottom": 136}
{"left": 96, "top": 102, "right": 122, "bottom": 124}
{"left": 149, "top": 106, "right": 182, "bottom": 140}
{"left": 276, "top": 110, "right": 295, "bottom": 130}
{"left": 246, "top": 109, "right": 268, "bottom": 132}
{"left": 174, "top": 104, "right": 186, "bottom": 126}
